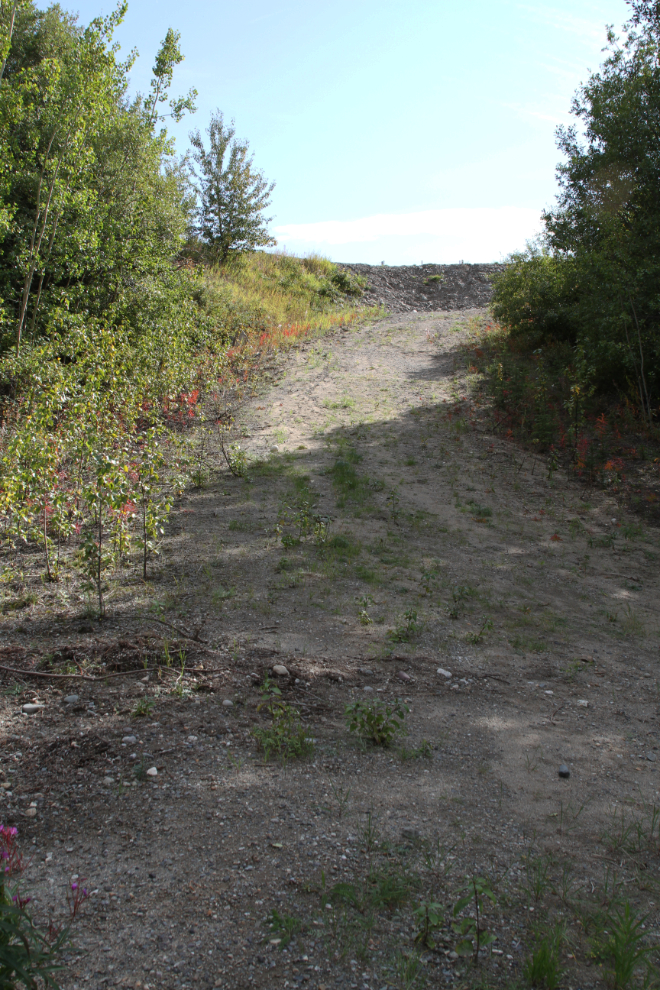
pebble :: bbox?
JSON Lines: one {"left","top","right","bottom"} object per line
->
{"left": 272, "top": 664, "right": 289, "bottom": 677}
{"left": 396, "top": 671, "right": 411, "bottom": 683}
{"left": 558, "top": 764, "right": 570, "bottom": 779}
{"left": 25, "top": 807, "right": 37, "bottom": 818}
{"left": 436, "top": 668, "right": 452, "bottom": 679}
{"left": 363, "top": 686, "right": 374, "bottom": 693}
{"left": 647, "top": 752, "right": 657, "bottom": 762}
{"left": 577, "top": 699, "right": 589, "bottom": 707}
{"left": 122, "top": 735, "right": 137, "bottom": 744}
{"left": 222, "top": 699, "right": 233, "bottom": 708}
{"left": 147, "top": 767, "right": 158, "bottom": 777}
{"left": 22, "top": 703, "right": 44, "bottom": 715}
{"left": 63, "top": 694, "right": 79, "bottom": 704}
{"left": 103, "top": 777, "right": 115, "bottom": 785}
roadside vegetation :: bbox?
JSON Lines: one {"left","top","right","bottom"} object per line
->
{"left": 482, "top": 1, "right": 660, "bottom": 514}
{"left": 0, "top": 1, "right": 368, "bottom": 615}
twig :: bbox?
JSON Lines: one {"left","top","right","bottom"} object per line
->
{"left": 0, "top": 663, "right": 185, "bottom": 682}
{"left": 150, "top": 617, "right": 209, "bottom": 643}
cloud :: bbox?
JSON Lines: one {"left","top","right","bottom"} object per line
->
{"left": 273, "top": 207, "right": 543, "bottom": 264}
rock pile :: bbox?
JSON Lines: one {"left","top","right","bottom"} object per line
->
{"left": 338, "top": 261, "right": 506, "bottom": 312}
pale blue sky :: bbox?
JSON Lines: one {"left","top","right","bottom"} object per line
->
{"left": 66, "top": 0, "right": 629, "bottom": 263}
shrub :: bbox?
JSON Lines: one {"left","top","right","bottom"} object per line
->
{"left": 345, "top": 698, "right": 408, "bottom": 747}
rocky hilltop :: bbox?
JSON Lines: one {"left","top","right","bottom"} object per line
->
{"left": 338, "top": 261, "right": 506, "bottom": 312}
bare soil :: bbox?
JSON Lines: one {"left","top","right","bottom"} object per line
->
{"left": 2, "top": 309, "right": 660, "bottom": 990}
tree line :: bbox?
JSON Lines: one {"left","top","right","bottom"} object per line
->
{"left": 492, "top": 0, "right": 660, "bottom": 425}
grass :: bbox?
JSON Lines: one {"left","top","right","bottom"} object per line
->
{"left": 197, "top": 251, "right": 368, "bottom": 337}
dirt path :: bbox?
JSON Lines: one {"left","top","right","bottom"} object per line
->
{"left": 4, "top": 310, "right": 660, "bottom": 990}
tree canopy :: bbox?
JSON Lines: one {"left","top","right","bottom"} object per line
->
{"left": 190, "top": 110, "right": 275, "bottom": 264}
{"left": 492, "top": 0, "right": 660, "bottom": 420}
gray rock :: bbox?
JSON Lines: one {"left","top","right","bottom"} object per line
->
{"left": 363, "top": 686, "right": 374, "bottom": 693}
{"left": 122, "top": 735, "right": 137, "bottom": 744}
{"left": 272, "top": 664, "right": 289, "bottom": 677}
{"left": 222, "top": 699, "right": 233, "bottom": 708}
{"left": 22, "top": 703, "right": 44, "bottom": 715}
{"left": 647, "top": 752, "right": 657, "bottom": 762}
{"left": 396, "top": 671, "right": 412, "bottom": 683}
{"left": 64, "top": 694, "right": 79, "bottom": 704}
{"left": 558, "top": 764, "right": 570, "bottom": 779}
{"left": 437, "top": 668, "right": 452, "bottom": 679}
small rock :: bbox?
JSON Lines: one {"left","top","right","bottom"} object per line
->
{"left": 544, "top": 690, "right": 554, "bottom": 696}
{"left": 22, "top": 703, "right": 44, "bottom": 715}
{"left": 122, "top": 735, "right": 137, "bottom": 744}
{"left": 437, "top": 668, "right": 452, "bottom": 679}
{"left": 558, "top": 764, "right": 570, "bottom": 779}
{"left": 25, "top": 807, "right": 37, "bottom": 818}
{"left": 647, "top": 752, "right": 657, "bottom": 762}
{"left": 358, "top": 668, "right": 372, "bottom": 676}
{"left": 63, "top": 694, "right": 79, "bottom": 704}
{"left": 577, "top": 699, "right": 589, "bottom": 707}
{"left": 396, "top": 671, "right": 412, "bottom": 683}
{"left": 401, "top": 827, "right": 420, "bottom": 840}
{"left": 363, "top": 686, "right": 374, "bottom": 693}
{"left": 222, "top": 699, "right": 233, "bottom": 708}
{"left": 146, "top": 767, "right": 158, "bottom": 777}
{"left": 103, "top": 777, "right": 115, "bottom": 785}
{"left": 272, "top": 664, "right": 289, "bottom": 677}
{"left": 449, "top": 951, "right": 458, "bottom": 961}
{"left": 187, "top": 735, "right": 197, "bottom": 743}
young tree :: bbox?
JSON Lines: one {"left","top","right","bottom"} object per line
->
{"left": 190, "top": 110, "right": 275, "bottom": 264}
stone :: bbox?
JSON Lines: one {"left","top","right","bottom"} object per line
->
{"left": 63, "top": 694, "right": 79, "bottom": 704}
{"left": 363, "top": 686, "right": 374, "bottom": 693}
{"left": 558, "top": 764, "right": 570, "bottom": 779}
{"left": 396, "top": 671, "right": 411, "bottom": 683}
{"left": 436, "top": 668, "right": 452, "bottom": 679}
{"left": 222, "top": 699, "right": 233, "bottom": 708}
{"left": 22, "top": 703, "right": 44, "bottom": 715}
{"left": 577, "top": 699, "right": 589, "bottom": 707}
{"left": 146, "top": 767, "right": 158, "bottom": 777}
{"left": 25, "top": 807, "right": 37, "bottom": 818}
{"left": 122, "top": 735, "right": 137, "bottom": 744}
{"left": 647, "top": 752, "right": 657, "bottom": 762}
{"left": 272, "top": 664, "right": 289, "bottom": 677}
{"left": 103, "top": 777, "right": 115, "bottom": 785}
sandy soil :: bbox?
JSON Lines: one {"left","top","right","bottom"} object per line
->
{"left": 2, "top": 310, "right": 660, "bottom": 990}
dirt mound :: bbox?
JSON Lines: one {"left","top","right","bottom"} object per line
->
{"left": 338, "top": 261, "right": 506, "bottom": 311}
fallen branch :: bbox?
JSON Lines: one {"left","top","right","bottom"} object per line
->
{"left": 0, "top": 663, "right": 189, "bottom": 682}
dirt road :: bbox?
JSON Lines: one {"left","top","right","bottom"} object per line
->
{"left": 3, "top": 310, "right": 660, "bottom": 990}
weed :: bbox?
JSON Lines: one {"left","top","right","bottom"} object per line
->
{"left": 452, "top": 875, "right": 496, "bottom": 964}
{"left": 413, "top": 900, "right": 445, "bottom": 948}
{"left": 466, "top": 615, "right": 493, "bottom": 645}
{"left": 345, "top": 698, "right": 408, "bottom": 747}
{"left": 523, "top": 854, "right": 553, "bottom": 904}
{"left": 220, "top": 436, "right": 250, "bottom": 477}
{"left": 398, "top": 739, "right": 432, "bottom": 761}
{"left": 329, "top": 780, "right": 352, "bottom": 818}
{"left": 524, "top": 924, "right": 565, "bottom": 989}
{"left": 386, "top": 490, "right": 401, "bottom": 523}
{"left": 265, "top": 908, "right": 303, "bottom": 948}
{"left": 131, "top": 698, "right": 154, "bottom": 718}
{"left": 392, "top": 949, "right": 425, "bottom": 990}
{"left": 252, "top": 677, "right": 314, "bottom": 763}
{"left": 592, "top": 902, "right": 657, "bottom": 988}
{"left": 388, "top": 607, "right": 421, "bottom": 642}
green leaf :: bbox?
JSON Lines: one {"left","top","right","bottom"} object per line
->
{"left": 456, "top": 939, "right": 474, "bottom": 956}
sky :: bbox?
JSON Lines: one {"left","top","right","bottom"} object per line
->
{"left": 63, "top": 0, "right": 630, "bottom": 264}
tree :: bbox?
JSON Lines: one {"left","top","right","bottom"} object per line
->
{"left": 492, "top": 0, "right": 660, "bottom": 416}
{"left": 190, "top": 110, "right": 275, "bottom": 264}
